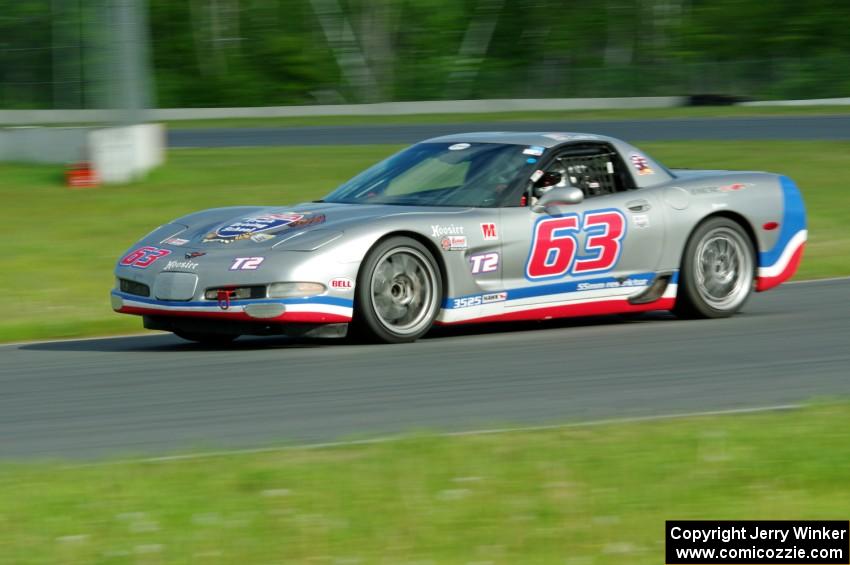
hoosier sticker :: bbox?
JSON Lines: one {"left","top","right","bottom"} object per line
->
{"left": 164, "top": 259, "right": 199, "bottom": 271}
{"left": 431, "top": 224, "right": 465, "bottom": 238}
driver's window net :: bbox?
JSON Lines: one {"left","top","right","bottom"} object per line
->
{"left": 557, "top": 151, "right": 621, "bottom": 197}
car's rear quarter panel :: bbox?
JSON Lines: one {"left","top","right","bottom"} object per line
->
{"left": 659, "top": 171, "right": 806, "bottom": 290}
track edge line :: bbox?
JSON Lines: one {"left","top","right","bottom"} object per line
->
{"left": 69, "top": 402, "right": 805, "bottom": 468}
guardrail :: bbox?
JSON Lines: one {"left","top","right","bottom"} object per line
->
{"left": 0, "top": 97, "right": 687, "bottom": 125}
{"left": 739, "top": 97, "right": 850, "bottom": 106}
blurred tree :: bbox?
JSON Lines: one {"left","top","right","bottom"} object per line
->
{"left": 0, "top": 1, "right": 53, "bottom": 108}
{"left": 445, "top": 0, "right": 504, "bottom": 99}
{"left": 150, "top": 0, "right": 339, "bottom": 106}
{"left": 2, "top": 0, "right": 850, "bottom": 108}
{"left": 309, "top": 0, "right": 381, "bottom": 102}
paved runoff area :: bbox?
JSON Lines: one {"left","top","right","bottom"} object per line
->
{"left": 169, "top": 116, "right": 850, "bottom": 147}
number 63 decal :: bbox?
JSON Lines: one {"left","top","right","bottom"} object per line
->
{"left": 526, "top": 209, "right": 626, "bottom": 281}
{"left": 120, "top": 246, "right": 172, "bottom": 268}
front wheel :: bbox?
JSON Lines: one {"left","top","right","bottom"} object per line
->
{"left": 352, "top": 237, "right": 442, "bottom": 343}
{"left": 674, "top": 217, "right": 755, "bottom": 319}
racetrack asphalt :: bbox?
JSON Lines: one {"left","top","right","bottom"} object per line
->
{"left": 1, "top": 278, "right": 848, "bottom": 459}
{"left": 169, "top": 115, "right": 850, "bottom": 147}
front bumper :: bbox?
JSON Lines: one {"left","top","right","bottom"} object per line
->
{"left": 111, "top": 290, "right": 353, "bottom": 324}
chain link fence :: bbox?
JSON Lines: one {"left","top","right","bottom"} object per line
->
{"left": 1, "top": 1, "right": 849, "bottom": 110}
{"left": 484, "top": 56, "right": 850, "bottom": 101}
{"left": 0, "top": 0, "right": 151, "bottom": 114}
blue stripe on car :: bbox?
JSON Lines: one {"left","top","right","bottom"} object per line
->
{"left": 113, "top": 291, "right": 353, "bottom": 308}
{"left": 760, "top": 176, "right": 807, "bottom": 267}
{"left": 442, "top": 272, "right": 661, "bottom": 309}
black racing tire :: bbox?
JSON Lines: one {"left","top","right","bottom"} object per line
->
{"left": 674, "top": 217, "right": 755, "bottom": 319}
{"left": 173, "top": 331, "right": 239, "bottom": 345}
{"left": 352, "top": 236, "right": 442, "bottom": 344}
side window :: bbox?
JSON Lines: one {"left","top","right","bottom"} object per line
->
{"left": 543, "top": 144, "right": 633, "bottom": 199}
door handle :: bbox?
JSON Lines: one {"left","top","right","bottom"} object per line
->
{"left": 626, "top": 199, "right": 651, "bottom": 212}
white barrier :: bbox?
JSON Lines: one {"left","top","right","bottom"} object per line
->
{"left": 0, "top": 123, "right": 165, "bottom": 184}
{"left": 0, "top": 127, "right": 92, "bottom": 163}
{"left": 90, "top": 124, "right": 165, "bottom": 184}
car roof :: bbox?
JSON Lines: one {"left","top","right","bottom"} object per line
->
{"left": 421, "top": 131, "right": 620, "bottom": 148}
{"left": 421, "top": 131, "right": 674, "bottom": 188}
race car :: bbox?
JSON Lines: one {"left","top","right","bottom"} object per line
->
{"left": 111, "top": 132, "right": 806, "bottom": 344}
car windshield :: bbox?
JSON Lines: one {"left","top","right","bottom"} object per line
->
{"left": 322, "top": 142, "right": 542, "bottom": 207}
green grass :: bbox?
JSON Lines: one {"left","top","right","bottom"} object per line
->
{"left": 162, "top": 104, "right": 850, "bottom": 129}
{"left": 1, "top": 402, "right": 849, "bottom": 563}
{"left": 1, "top": 141, "right": 848, "bottom": 343}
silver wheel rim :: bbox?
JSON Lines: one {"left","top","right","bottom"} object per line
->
{"left": 370, "top": 246, "right": 437, "bottom": 336}
{"left": 694, "top": 227, "right": 753, "bottom": 310}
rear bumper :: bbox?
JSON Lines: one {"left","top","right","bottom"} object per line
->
{"left": 111, "top": 290, "right": 353, "bottom": 324}
{"left": 755, "top": 176, "right": 807, "bottom": 292}
{"left": 756, "top": 231, "right": 806, "bottom": 292}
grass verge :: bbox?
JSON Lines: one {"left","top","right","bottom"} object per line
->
{"left": 1, "top": 402, "right": 848, "bottom": 563}
{"left": 1, "top": 141, "right": 848, "bottom": 342}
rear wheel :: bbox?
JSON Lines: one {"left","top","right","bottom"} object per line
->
{"left": 173, "top": 331, "right": 239, "bottom": 345}
{"left": 352, "top": 237, "right": 442, "bottom": 343}
{"left": 674, "top": 217, "right": 755, "bottom": 319}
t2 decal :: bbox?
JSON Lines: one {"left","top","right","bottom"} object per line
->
{"left": 469, "top": 252, "right": 499, "bottom": 274}
{"left": 120, "top": 246, "right": 172, "bottom": 269}
{"left": 230, "top": 257, "right": 265, "bottom": 270}
{"left": 526, "top": 209, "right": 626, "bottom": 281}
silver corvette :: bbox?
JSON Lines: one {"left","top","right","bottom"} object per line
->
{"left": 112, "top": 132, "right": 807, "bottom": 344}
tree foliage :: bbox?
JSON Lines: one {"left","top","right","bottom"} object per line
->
{"left": 1, "top": 0, "right": 849, "bottom": 108}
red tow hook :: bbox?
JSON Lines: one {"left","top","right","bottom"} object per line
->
{"left": 217, "top": 289, "right": 235, "bottom": 310}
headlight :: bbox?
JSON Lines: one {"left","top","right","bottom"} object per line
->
{"left": 267, "top": 282, "right": 326, "bottom": 298}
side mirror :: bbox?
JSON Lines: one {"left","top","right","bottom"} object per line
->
{"left": 532, "top": 186, "right": 584, "bottom": 213}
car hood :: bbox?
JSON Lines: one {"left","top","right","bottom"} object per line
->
{"left": 163, "top": 202, "right": 469, "bottom": 251}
